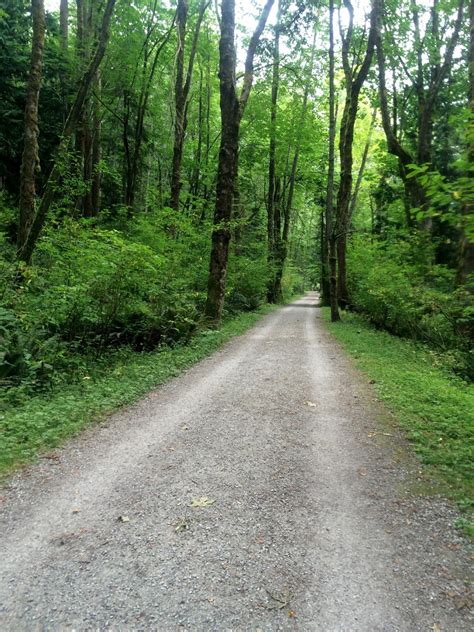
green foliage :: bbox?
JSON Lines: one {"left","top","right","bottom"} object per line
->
{"left": 0, "top": 202, "right": 274, "bottom": 402}
{"left": 226, "top": 254, "right": 271, "bottom": 313}
{"left": 0, "top": 305, "right": 277, "bottom": 477}
{"left": 407, "top": 161, "right": 474, "bottom": 240}
{"left": 324, "top": 308, "right": 474, "bottom": 527}
{"left": 346, "top": 235, "right": 473, "bottom": 379}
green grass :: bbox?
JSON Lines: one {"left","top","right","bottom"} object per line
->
{"left": 0, "top": 305, "right": 278, "bottom": 478}
{"left": 323, "top": 308, "right": 474, "bottom": 521}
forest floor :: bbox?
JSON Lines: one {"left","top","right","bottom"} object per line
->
{"left": 0, "top": 293, "right": 472, "bottom": 631}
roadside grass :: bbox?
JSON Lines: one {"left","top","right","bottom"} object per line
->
{"left": 0, "top": 305, "right": 278, "bottom": 479}
{"left": 322, "top": 308, "right": 474, "bottom": 532}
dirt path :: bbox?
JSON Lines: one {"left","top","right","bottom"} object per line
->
{"left": 0, "top": 294, "right": 472, "bottom": 631}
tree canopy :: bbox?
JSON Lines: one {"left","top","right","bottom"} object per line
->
{"left": 0, "top": 0, "right": 472, "bottom": 397}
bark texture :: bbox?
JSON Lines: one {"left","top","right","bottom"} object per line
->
{"left": 205, "top": 0, "right": 275, "bottom": 324}
{"left": 170, "top": 0, "right": 209, "bottom": 211}
{"left": 18, "top": 0, "right": 46, "bottom": 253}
{"left": 324, "top": 0, "right": 336, "bottom": 316}
{"left": 266, "top": 0, "right": 281, "bottom": 303}
{"left": 335, "top": 0, "right": 377, "bottom": 310}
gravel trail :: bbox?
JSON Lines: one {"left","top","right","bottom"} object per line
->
{"left": 0, "top": 294, "right": 472, "bottom": 631}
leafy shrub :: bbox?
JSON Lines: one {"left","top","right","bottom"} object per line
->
{"left": 225, "top": 253, "right": 270, "bottom": 313}
{"left": 0, "top": 212, "right": 210, "bottom": 395}
{"left": 347, "top": 235, "right": 473, "bottom": 379}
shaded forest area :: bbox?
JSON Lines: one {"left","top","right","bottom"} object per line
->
{"left": 0, "top": 0, "right": 472, "bottom": 408}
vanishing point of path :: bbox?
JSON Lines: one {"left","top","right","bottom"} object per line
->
{"left": 0, "top": 294, "right": 472, "bottom": 631}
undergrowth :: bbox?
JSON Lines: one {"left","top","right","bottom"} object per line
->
{"left": 0, "top": 305, "right": 277, "bottom": 478}
{"left": 323, "top": 308, "right": 474, "bottom": 529}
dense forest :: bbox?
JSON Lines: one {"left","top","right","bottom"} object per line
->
{"left": 0, "top": 0, "right": 472, "bottom": 406}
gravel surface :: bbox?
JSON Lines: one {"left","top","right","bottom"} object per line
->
{"left": 0, "top": 293, "right": 472, "bottom": 631}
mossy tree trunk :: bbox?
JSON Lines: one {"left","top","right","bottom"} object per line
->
{"left": 18, "top": 0, "right": 45, "bottom": 253}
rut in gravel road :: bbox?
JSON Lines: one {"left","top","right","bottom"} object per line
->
{"left": 0, "top": 294, "right": 472, "bottom": 631}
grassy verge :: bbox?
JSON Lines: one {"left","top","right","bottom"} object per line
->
{"left": 0, "top": 305, "right": 278, "bottom": 479}
{"left": 322, "top": 308, "right": 473, "bottom": 533}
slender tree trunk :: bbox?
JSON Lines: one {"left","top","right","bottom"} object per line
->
{"left": 348, "top": 107, "right": 376, "bottom": 218}
{"left": 325, "top": 0, "right": 339, "bottom": 320}
{"left": 270, "top": 28, "right": 316, "bottom": 302}
{"left": 18, "top": 0, "right": 46, "bottom": 253}
{"left": 329, "top": 233, "right": 339, "bottom": 322}
{"left": 205, "top": 0, "right": 275, "bottom": 324}
{"left": 170, "top": 0, "right": 209, "bottom": 210}
{"left": 74, "top": 0, "right": 88, "bottom": 215}
{"left": 170, "top": 0, "right": 188, "bottom": 210}
{"left": 336, "top": 234, "right": 348, "bottom": 310}
{"left": 18, "top": 0, "right": 117, "bottom": 263}
{"left": 59, "top": 0, "right": 69, "bottom": 123}
{"left": 202, "top": 35, "right": 211, "bottom": 204}
{"left": 266, "top": 0, "right": 280, "bottom": 302}
{"left": 83, "top": 97, "right": 94, "bottom": 215}
{"left": 457, "top": 0, "right": 474, "bottom": 284}
{"left": 60, "top": 0, "right": 68, "bottom": 51}
{"left": 320, "top": 209, "right": 329, "bottom": 302}
{"left": 191, "top": 67, "right": 204, "bottom": 199}
{"left": 335, "top": 0, "right": 377, "bottom": 310}
{"left": 125, "top": 16, "right": 175, "bottom": 211}
{"left": 91, "top": 70, "right": 101, "bottom": 215}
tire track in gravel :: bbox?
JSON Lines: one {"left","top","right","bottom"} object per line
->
{"left": 0, "top": 294, "right": 472, "bottom": 631}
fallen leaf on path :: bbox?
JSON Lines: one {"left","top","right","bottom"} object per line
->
{"left": 41, "top": 452, "right": 61, "bottom": 461}
{"left": 118, "top": 515, "right": 130, "bottom": 523}
{"left": 305, "top": 401, "right": 317, "bottom": 407}
{"left": 446, "top": 543, "right": 460, "bottom": 550}
{"left": 266, "top": 589, "right": 292, "bottom": 610}
{"left": 433, "top": 624, "right": 441, "bottom": 632}
{"left": 174, "top": 517, "right": 190, "bottom": 532}
{"left": 189, "top": 497, "right": 215, "bottom": 508}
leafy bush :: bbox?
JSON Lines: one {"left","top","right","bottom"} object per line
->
{"left": 347, "top": 235, "right": 473, "bottom": 379}
{"left": 0, "top": 212, "right": 210, "bottom": 396}
{"left": 226, "top": 254, "right": 270, "bottom": 313}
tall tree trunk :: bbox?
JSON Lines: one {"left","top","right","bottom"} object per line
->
{"left": 170, "top": 0, "right": 209, "bottom": 210}
{"left": 205, "top": 0, "right": 275, "bottom": 324}
{"left": 202, "top": 33, "right": 212, "bottom": 204}
{"left": 190, "top": 67, "right": 204, "bottom": 199}
{"left": 335, "top": 0, "right": 377, "bottom": 310}
{"left": 18, "top": 0, "right": 46, "bottom": 253}
{"left": 170, "top": 0, "right": 188, "bottom": 210}
{"left": 266, "top": 0, "right": 280, "bottom": 303}
{"left": 324, "top": 0, "right": 338, "bottom": 318}
{"left": 125, "top": 16, "right": 175, "bottom": 211}
{"left": 457, "top": 0, "right": 474, "bottom": 284}
{"left": 60, "top": 0, "right": 68, "bottom": 52}
{"left": 18, "top": 0, "right": 117, "bottom": 263}
{"left": 348, "top": 107, "right": 376, "bottom": 218}
{"left": 91, "top": 70, "right": 101, "bottom": 215}
{"left": 59, "top": 0, "right": 69, "bottom": 123}
{"left": 269, "top": 27, "right": 316, "bottom": 303}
